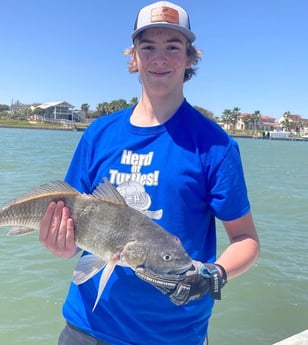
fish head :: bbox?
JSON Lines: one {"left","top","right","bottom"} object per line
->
{"left": 143, "top": 234, "right": 193, "bottom": 274}
{"left": 121, "top": 234, "right": 192, "bottom": 275}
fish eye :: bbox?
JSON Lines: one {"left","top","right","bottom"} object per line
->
{"left": 163, "top": 253, "right": 172, "bottom": 261}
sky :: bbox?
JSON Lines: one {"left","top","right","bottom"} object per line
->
{"left": 1, "top": 0, "right": 308, "bottom": 120}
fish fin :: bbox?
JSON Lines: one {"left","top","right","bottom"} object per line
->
{"left": 26, "top": 181, "right": 79, "bottom": 195}
{"left": 92, "top": 177, "right": 126, "bottom": 206}
{"left": 1, "top": 181, "right": 79, "bottom": 209}
{"left": 92, "top": 260, "right": 117, "bottom": 312}
{"left": 72, "top": 255, "right": 106, "bottom": 285}
{"left": 7, "top": 227, "right": 36, "bottom": 236}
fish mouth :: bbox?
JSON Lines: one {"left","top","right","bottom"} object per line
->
{"left": 168, "top": 263, "right": 193, "bottom": 275}
{"left": 137, "top": 262, "right": 193, "bottom": 276}
{"left": 135, "top": 263, "right": 194, "bottom": 285}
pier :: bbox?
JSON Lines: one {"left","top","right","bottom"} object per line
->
{"left": 273, "top": 329, "right": 308, "bottom": 344}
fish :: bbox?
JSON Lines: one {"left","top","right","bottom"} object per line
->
{"left": 0, "top": 178, "right": 192, "bottom": 310}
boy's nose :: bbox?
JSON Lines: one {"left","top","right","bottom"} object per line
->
{"left": 153, "top": 49, "right": 167, "bottom": 63}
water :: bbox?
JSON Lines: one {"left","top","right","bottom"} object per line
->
{"left": 0, "top": 128, "right": 82, "bottom": 344}
{"left": 210, "top": 139, "right": 308, "bottom": 345}
{"left": 0, "top": 128, "right": 307, "bottom": 345}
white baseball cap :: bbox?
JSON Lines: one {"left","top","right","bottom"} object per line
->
{"left": 132, "top": 1, "right": 196, "bottom": 42}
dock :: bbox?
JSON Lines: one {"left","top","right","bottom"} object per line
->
{"left": 273, "top": 329, "right": 308, "bottom": 344}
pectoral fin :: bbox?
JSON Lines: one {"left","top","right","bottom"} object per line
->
{"left": 92, "top": 259, "right": 117, "bottom": 312}
{"left": 72, "top": 254, "right": 119, "bottom": 312}
{"left": 73, "top": 255, "right": 106, "bottom": 285}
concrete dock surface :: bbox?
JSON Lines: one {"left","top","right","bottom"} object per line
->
{"left": 273, "top": 330, "right": 308, "bottom": 345}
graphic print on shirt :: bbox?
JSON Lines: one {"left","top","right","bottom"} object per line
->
{"left": 109, "top": 149, "right": 162, "bottom": 220}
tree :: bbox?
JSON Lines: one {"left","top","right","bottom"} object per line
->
{"left": 96, "top": 99, "right": 130, "bottom": 115}
{"left": 81, "top": 103, "right": 90, "bottom": 118}
{"left": 96, "top": 102, "right": 108, "bottom": 115}
{"left": 0, "top": 104, "right": 10, "bottom": 113}
{"left": 230, "top": 107, "right": 241, "bottom": 133}
{"left": 129, "top": 97, "right": 138, "bottom": 105}
{"left": 35, "top": 107, "right": 45, "bottom": 116}
{"left": 251, "top": 110, "right": 261, "bottom": 134}
{"left": 109, "top": 99, "right": 129, "bottom": 112}
{"left": 221, "top": 109, "right": 232, "bottom": 129}
{"left": 194, "top": 106, "right": 215, "bottom": 121}
{"left": 281, "top": 111, "right": 292, "bottom": 131}
{"left": 241, "top": 113, "right": 252, "bottom": 131}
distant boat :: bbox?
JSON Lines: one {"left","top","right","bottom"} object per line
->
{"left": 270, "top": 130, "right": 291, "bottom": 139}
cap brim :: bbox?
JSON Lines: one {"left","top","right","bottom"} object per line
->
{"left": 132, "top": 23, "right": 196, "bottom": 42}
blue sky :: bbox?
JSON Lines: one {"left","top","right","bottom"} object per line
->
{"left": 1, "top": 0, "right": 307, "bottom": 119}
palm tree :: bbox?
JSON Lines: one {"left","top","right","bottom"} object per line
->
{"left": 251, "top": 110, "right": 261, "bottom": 134}
{"left": 230, "top": 107, "right": 241, "bottom": 133}
{"left": 81, "top": 103, "right": 90, "bottom": 118}
{"left": 242, "top": 113, "right": 252, "bottom": 131}
{"left": 109, "top": 99, "right": 129, "bottom": 112}
{"left": 96, "top": 102, "right": 108, "bottom": 115}
{"left": 221, "top": 107, "right": 240, "bottom": 133}
{"left": 129, "top": 97, "right": 138, "bottom": 106}
{"left": 281, "top": 111, "right": 292, "bottom": 131}
{"left": 221, "top": 109, "right": 232, "bottom": 130}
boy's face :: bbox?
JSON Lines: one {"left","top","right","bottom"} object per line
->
{"left": 134, "top": 27, "right": 192, "bottom": 95}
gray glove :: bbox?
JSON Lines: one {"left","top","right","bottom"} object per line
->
{"left": 135, "top": 260, "right": 227, "bottom": 305}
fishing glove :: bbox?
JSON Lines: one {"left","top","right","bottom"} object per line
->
{"left": 135, "top": 260, "right": 227, "bottom": 305}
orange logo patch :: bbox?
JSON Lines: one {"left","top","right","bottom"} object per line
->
{"left": 151, "top": 7, "right": 179, "bottom": 24}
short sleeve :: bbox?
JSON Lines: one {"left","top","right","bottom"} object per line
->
{"left": 207, "top": 140, "right": 250, "bottom": 221}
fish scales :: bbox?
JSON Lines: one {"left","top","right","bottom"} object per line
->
{"left": 0, "top": 178, "right": 192, "bottom": 309}
{"left": 0, "top": 188, "right": 152, "bottom": 257}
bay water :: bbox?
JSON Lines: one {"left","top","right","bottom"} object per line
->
{"left": 0, "top": 128, "right": 307, "bottom": 344}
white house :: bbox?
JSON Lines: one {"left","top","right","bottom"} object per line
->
{"left": 34, "top": 101, "right": 75, "bottom": 121}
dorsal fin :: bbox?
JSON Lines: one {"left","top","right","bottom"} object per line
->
{"left": 1, "top": 181, "right": 79, "bottom": 209}
{"left": 92, "top": 178, "right": 127, "bottom": 206}
{"left": 29, "top": 181, "right": 79, "bottom": 195}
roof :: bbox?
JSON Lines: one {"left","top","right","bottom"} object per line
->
{"left": 35, "top": 101, "right": 74, "bottom": 109}
{"left": 261, "top": 121, "right": 279, "bottom": 127}
{"left": 260, "top": 115, "right": 276, "bottom": 121}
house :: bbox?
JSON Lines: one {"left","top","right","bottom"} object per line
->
{"left": 259, "top": 115, "right": 279, "bottom": 131}
{"left": 34, "top": 101, "right": 75, "bottom": 121}
{"left": 235, "top": 113, "right": 279, "bottom": 131}
{"left": 278, "top": 114, "right": 308, "bottom": 134}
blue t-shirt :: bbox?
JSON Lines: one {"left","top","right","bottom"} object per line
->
{"left": 63, "top": 100, "right": 250, "bottom": 345}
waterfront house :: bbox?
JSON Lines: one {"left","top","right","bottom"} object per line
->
{"left": 34, "top": 101, "right": 75, "bottom": 121}
{"left": 235, "top": 113, "right": 279, "bottom": 131}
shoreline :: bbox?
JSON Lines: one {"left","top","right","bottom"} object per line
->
{"left": 233, "top": 134, "right": 308, "bottom": 142}
{"left": 1, "top": 124, "right": 308, "bottom": 141}
{"left": 0, "top": 123, "right": 85, "bottom": 131}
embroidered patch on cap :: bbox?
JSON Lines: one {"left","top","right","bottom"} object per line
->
{"left": 151, "top": 6, "right": 179, "bottom": 24}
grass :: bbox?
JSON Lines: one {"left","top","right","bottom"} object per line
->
{"left": 0, "top": 118, "right": 86, "bottom": 131}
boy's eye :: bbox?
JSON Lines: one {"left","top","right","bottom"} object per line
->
{"left": 141, "top": 45, "right": 154, "bottom": 50}
{"left": 168, "top": 46, "right": 180, "bottom": 51}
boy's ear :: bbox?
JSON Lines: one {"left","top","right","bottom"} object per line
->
{"left": 186, "top": 58, "right": 193, "bottom": 69}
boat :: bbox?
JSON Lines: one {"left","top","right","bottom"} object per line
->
{"left": 269, "top": 130, "right": 291, "bottom": 139}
